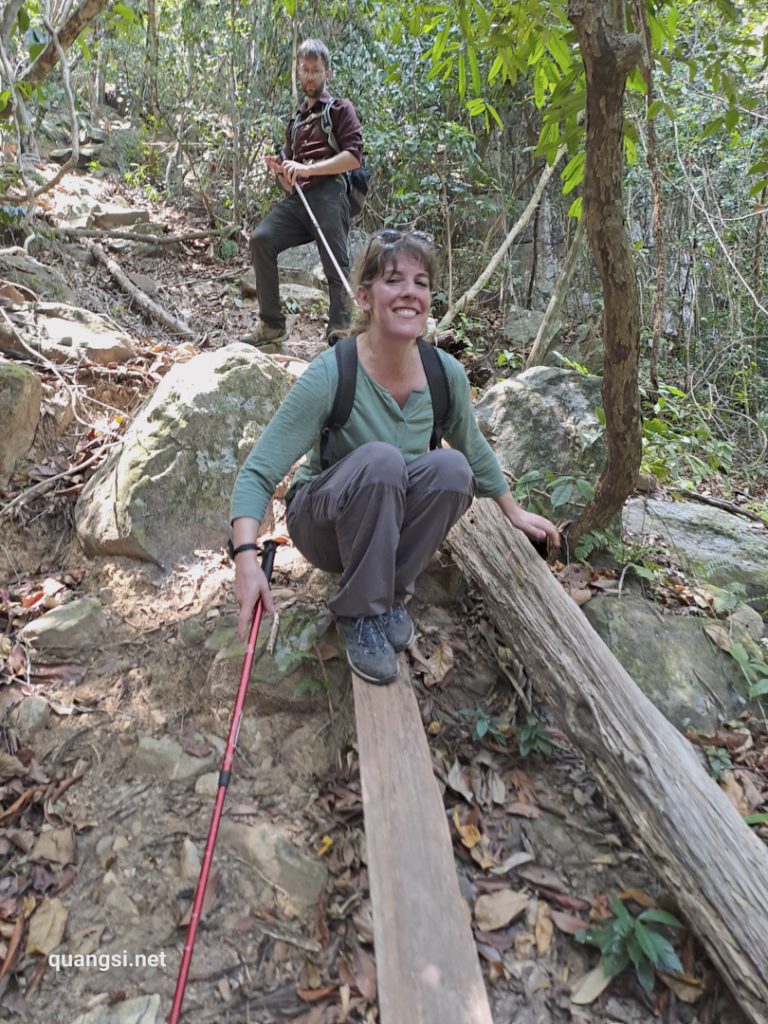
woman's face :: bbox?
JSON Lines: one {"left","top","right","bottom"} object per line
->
{"left": 357, "top": 253, "right": 432, "bottom": 342}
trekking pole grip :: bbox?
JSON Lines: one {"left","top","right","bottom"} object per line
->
{"left": 260, "top": 538, "right": 279, "bottom": 583}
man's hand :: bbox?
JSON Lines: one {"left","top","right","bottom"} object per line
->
{"left": 279, "top": 159, "right": 312, "bottom": 187}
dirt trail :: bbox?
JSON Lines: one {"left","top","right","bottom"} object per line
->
{"left": 0, "top": 170, "right": 752, "bottom": 1024}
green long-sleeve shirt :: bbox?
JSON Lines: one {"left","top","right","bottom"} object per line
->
{"left": 230, "top": 345, "right": 509, "bottom": 523}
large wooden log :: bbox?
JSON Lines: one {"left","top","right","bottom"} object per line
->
{"left": 447, "top": 500, "right": 768, "bottom": 1024}
{"left": 353, "top": 666, "right": 493, "bottom": 1024}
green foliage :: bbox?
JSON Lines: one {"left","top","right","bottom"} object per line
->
{"left": 291, "top": 677, "right": 325, "bottom": 698}
{"left": 517, "top": 713, "right": 553, "bottom": 758}
{"left": 576, "top": 898, "right": 684, "bottom": 995}
{"left": 511, "top": 468, "right": 594, "bottom": 516}
{"left": 726, "top": 641, "right": 768, "bottom": 701}
{"left": 704, "top": 744, "right": 732, "bottom": 781}
{"left": 640, "top": 383, "right": 737, "bottom": 490}
{"left": 457, "top": 705, "right": 508, "bottom": 743}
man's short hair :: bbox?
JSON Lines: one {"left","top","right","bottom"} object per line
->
{"left": 297, "top": 38, "right": 330, "bottom": 68}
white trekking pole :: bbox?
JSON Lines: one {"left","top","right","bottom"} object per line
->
{"left": 278, "top": 148, "right": 354, "bottom": 300}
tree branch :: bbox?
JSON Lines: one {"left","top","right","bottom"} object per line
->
{"left": 436, "top": 146, "right": 567, "bottom": 332}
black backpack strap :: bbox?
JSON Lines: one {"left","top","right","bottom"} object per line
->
{"left": 320, "top": 336, "right": 358, "bottom": 470}
{"left": 417, "top": 339, "right": 451, "bottom": 450}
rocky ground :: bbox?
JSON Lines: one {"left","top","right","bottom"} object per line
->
{"left": 0, "top": 166, "right": 763, "bottom": 1024}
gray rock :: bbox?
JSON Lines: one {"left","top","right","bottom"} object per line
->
{"left": 0, "top": 361, "right": 41, "bottom": 485}
{"left": 131, "top": 736, "right": 216, "bottom": 782}
{"left": 74, "top": 344, "right": 293, "bottom": 567}
{"left": 20, "top": 598, "right": 107, "bottom": 652}
{"left": 219, "top": 820, "right": 326, "bottom": 915}
{"left": 7, "top": 302, "right": 135, "bottom": 365}
{"left": 624, "top": 497, "right": 768, "bottom": 611}
{"left": 583, "top": 593, "right": 754, "bottom": 730}
{"left": 91, "top": 207, "right": 150, "bottom": 229}
{"left": 0, "top": 252, "right": 76, "bottom": 303}
{"left": 502, "top": 305, "right": 545, "bottom": 349}
{"left": 475, "top": 367, "right": 605, "bottom": 518}
{"left": 11, "top": 696, "right": 51, "bottom": 738}
{"left": 69, "top": 994, "right": 160, "bottom": 1024}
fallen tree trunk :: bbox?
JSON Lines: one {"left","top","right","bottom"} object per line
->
{"left": 447, "top": 500, "right": 768, "bottom": 1024}
{"left": 84, "top": 240, "right": 197, "bottom": 340}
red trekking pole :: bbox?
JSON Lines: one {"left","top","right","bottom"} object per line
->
{"left": 168, "top": 537, "right": 284, "bottom": 1023}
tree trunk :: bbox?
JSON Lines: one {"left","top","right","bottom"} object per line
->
{"left": 566, "top": 1, "right": 643, "bottom": 544}
{"left": 145, "top": 0, "right": 160, "bottom": 179}
{"left": 21, "top": 0, "right": 110, "bottom": 87}
{"left": 526, "top": 217, "right": 587, "bottom": 368}
{"left": 633, "top": 0, "right": 665, "bottom": 397}
{"left": 447, "top": 500, "right": 768, "bottom": 1024}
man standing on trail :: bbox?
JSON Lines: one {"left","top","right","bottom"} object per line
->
{"left": 245, "top": 38, "right": 363, "bottom": 351}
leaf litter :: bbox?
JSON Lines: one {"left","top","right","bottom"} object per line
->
{"left": 0, "top": 169, "right": 761, "bottom": 1024}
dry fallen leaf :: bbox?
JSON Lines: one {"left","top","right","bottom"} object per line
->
{"left": 534, "top": 901, "right": 554, "bottom": 957}
{"left": 570, "top": 960, "right": 613, "bottom": 1004}
{"left": 25, "top": 897, "right": 68, "bottom": 956}
{"left": 452, "top": 805, "right": 480, "bottom": 849}
{"left": 517, "top": 863, "right": 568, "bottom": 892}
{"left": 0, "top": 752, "right": 26, "bottom": 782}
{"left": 447, "top": 761, "right": 474, "bottom": 803}
{"left": 550, "top": 910, "right": 588, "bottom": 935}
{"left": 422, "top": 640, "right": 454, "bottom": 687}
{"left": 658, "top": 970, "right": 705, "bottom": 1004}
{"left": 474, "top": 889, "right": 529, "bottom": 931}
{"left": 720, "top": 771, "right": 751, "bottom": 817}
{"left": 31, "top": 827, "right": 76, "bottom": 866}
{"left": 0, "top": 914, "right": 24, "bottom": 981}
{"left": 353, "top": 944, "right": 377, "bottom": 1000}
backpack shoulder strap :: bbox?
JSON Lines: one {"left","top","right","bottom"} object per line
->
{"left": 289, "top": 107, "right": 303, "bottom": 154}
{"left": 321, "top": 97, "right": 341, "bottom": 153}
{"left": 320, "top": 336, "right": 358, "bottom": 469}
{"left": 417, "top": 339, "right": 451, "bottom": 450}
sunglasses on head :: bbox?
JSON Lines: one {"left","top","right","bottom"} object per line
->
{"left": 370, "top": 228, "right": 435, "bottom": 246}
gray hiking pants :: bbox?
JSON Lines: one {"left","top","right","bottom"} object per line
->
{"left": 286, "top": 442, "right": 475, "bottom": 617}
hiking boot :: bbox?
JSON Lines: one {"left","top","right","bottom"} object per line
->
{"left": 336, "top": 615, "right": 398, "bottom": 685}
{"left": 241, "top": 323, "right": 287, "bottom": 352}
{"left": 380, "top": 601, "right": 415, "bottom": 652}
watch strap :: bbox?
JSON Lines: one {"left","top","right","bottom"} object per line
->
{"left": 227, "top": 540, "right": 260, "bottom": 560}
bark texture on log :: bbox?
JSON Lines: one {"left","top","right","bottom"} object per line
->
{"left": 448, "top": 500, "right": 768, "bottom": 1024}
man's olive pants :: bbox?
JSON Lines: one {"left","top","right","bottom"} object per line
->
{"left": 250, "top": 177, "right": 351, "bottom": 336}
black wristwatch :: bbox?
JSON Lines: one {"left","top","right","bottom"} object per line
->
{"left": 227, "top": 539, "right": 260, "bottom": 561}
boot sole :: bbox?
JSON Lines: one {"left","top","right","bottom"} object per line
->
{"left": 345, "top": 651, "right": 399, "bottom": 686}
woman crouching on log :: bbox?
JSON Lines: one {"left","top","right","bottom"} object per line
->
{"left": 230, "top": 229, "right": 560, "bottom": 684}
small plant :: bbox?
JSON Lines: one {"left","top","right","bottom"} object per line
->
{"left": 727, "top": 641, "right": 768, "bottom": 700}
{"left": 518, "top": 712, "right": 553, "bottom": 757}
{"left": 291, "top": 677, "right": 324, "bottom": 698}
{"left": 576, "top": 897, "right": 684, "bottom": 994}
{"left": 704, "top": 744, "right": 733, "bottom": 781}
{"left": 457, "top": 705, "right": 508, "bottom": 743}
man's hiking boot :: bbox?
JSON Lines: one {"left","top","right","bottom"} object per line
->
{"left": 380, "top": 601, "right": 415, "bottom": 652}
{"left": 336, "top": 615, "right": 398, "bottom": 685}
{"left": 242, "top": 323, "right": 287, "bottom": 352}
